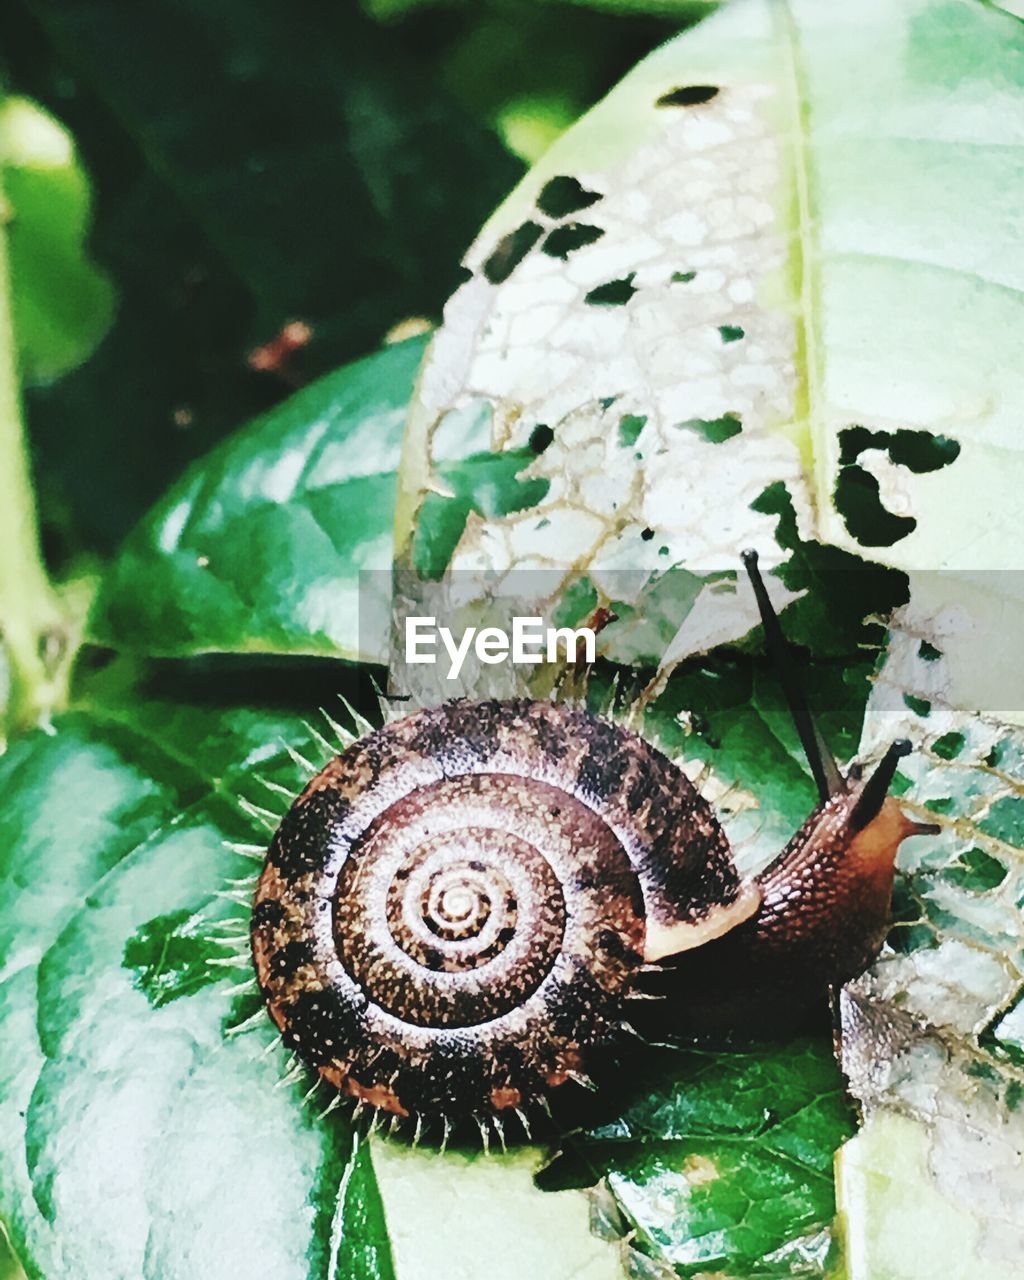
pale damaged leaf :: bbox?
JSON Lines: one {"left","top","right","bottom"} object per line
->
{"left": 394, "top": 0, "right": 809, "bottom": 680}
{"left": 393, "top": 0, "right": 1023, "bottom": 689}
{"left": 836, "top": 612, "right": 1024, "bottom": 1279}
{"left": 370, "top": 1143, "right": 621, "bottom": 1280}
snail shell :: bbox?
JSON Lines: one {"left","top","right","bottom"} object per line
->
{"left": 251, "top": 698, "right": 757, "bottom": 1123}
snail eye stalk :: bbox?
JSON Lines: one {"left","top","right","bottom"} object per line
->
{"left": 742, "top": 551, "right": 938, "bottom": 837}
{"left": 848, "top": 738, "right": 911, "bottom": 829}
{"left": 741, "top": 549, "right": 844, "bottom": 803}
{"left": 848, "top": 740, "right": 939, "bottom": 835}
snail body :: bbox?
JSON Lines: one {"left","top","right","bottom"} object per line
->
{"left": 251, "top": 556, "right": 933, "bottom": 1132}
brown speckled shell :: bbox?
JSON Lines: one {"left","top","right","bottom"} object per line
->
{"left": 251, "top": 698, "right": 744, "bottom": 1123}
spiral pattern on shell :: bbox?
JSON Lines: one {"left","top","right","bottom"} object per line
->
{"left": 251, "top": 698, "right": 750, "bottom": 1123}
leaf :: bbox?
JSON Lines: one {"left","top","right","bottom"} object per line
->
{"left": 837, "top": 1110, "right": 1024, "bottom": 1280}
{"left": 8, "top": 2, "right": 1024, "bottom": 1276}
{"left": 0, "top": 95, "right": 113, "bottom": 383}
{"left": 799, "top": 7, "right": 1023, "bottom": 577}
{"left": 638, "top": 651, "right": 877, "bottom": 869}
{"left": 88, "top": 338, "right": 428, "bottom": 664}
{"left": 0, "top": 678, "right": 620, "bottom": 1280}
{"left": 2, "top": 0, "right": 518, "bottom": 551}
{"left": 90, "top": 338, "right": 557, "bottom": 665}
{"left": 0, "top": 1232, "right": 24, "bottom": 1280}
{"left": 394, "top": 0, "right": 811, "bottom": 678}
{"left": 391, "top": 0, "right": 1022, "bottom": 690}
{"left": 334, "top": 1138, "right": 397, "bottom": 1280}
{"left": 370, "top": 1144, "right": 621, "bottom": 1280}
{"left": 540, "top": 1040, "right": 854, "bottom": 1277}
{"left": 830, "top": 618, "right": 1024, "bottom": 1279}
{"left": 0, "top": 687, "right": 389, "bottom": 1279}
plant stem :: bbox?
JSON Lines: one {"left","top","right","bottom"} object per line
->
{"left": 0, "top": 171, "right": 68, "bottom": 735}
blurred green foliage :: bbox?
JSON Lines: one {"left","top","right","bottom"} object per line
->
{"left": 0, "top": 0, "right": 685, "bottom": 563}
{"left": 0, "top": 95, "right": 112, "bottom": 384}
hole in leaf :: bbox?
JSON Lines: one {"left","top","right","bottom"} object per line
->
{"left": 834, "top": 425, "right": 960, "bottom": 548}
{"left": 889, "top": 879, "right": 936, "bottom": 952}
{"left": 980, "top": 795, "right": 1024, "bottom": 845}
{"left": 552, "top": 576, "right": 599, "bottom": 628}
{"left": 834, "top": 465, "right": 917, "bottom": 546}
{"left": 542, "top": 223, "right": 605, "bottom": 259}
{"left": 932, "top": 731, "right": 965, "bottom": 760}
{"left": 656, "top": 85, "right": 720, "bottom": 107}
{"left": 529, "top": 423, "right": 554, "bottom": 454}
{"left": 718, "top": 325, "right": 745, "bottom": 344}
{"left": 889, "top": 922, "right": 938, "bottom": 955}
{"left": 927, "top": 797, "right": 955, "bottom": 814}
{"left": 918, "top": 640, "right": 942, "bottom": 662}
{"left": 413, "top": 448, "right": 551, "bottom": 579}
{"left": 124, "top": 910, "right": 233, "bottom": 1009}
{"left": 904, "top": 693, "right": 932, "bottom": 716}
{"left": 984, "top": 741, "right": 1007, "bottom": 768}
{"left": 839, "top": 426, "right": 961, "bottom": 473}
{"left": 585, "top": 274, "right": 637, "bottom": 306}
{"left": 677, "top": 413, "right": 742, "bottom": 444}
{"left": 536, "top": 175, "right": 603, "bottom": 218}
{"left": 890, "top": 771, "right": 914, "bottom": 797}
{"left": 749, "top": 480, "right": 908, "bottom": 654}
{"left": 946, "top": 848, "right": 1007, "bottom": 892}
{"left": 618, "top": 414, "right": 647, "bottom": 447}
{"left": 482, "top": 221, "right": 544, "bottom": 284}
{"left": 671, "top": 270, "right": 697, "bottom": 283}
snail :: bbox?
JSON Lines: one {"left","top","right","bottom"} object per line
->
{"left": 250, "top": 552, "right": 935, "bottom": 1137}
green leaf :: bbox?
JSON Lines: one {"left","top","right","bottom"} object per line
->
{"left": 89, "top": 338, "right": 549, "bottom": 664}
{"left": 413, "top": 445, "right": 552, "bottom": 580}
{"left": 0, "top": 1231, "right": 24, "bottom": 1280}
{"left": 641, "top": 653, "right": 876, "bottom": 866}
{"left": 89, "top": 338, "right": 427, "bottom": 664}
{"left": 335, "top": 1139, "right": 397, "bottom": 1280}
{"left": 0, "top": 693, "right": 388, "bottom": 1280}
{"left": 542, "top": 1041, "right": 854, "bottom": 1277}
{"left": 0, "top": 675, "right": 623, "bottom": 1280}
{"left": 0, "top": 95, "right": 113, "bottom": 383}
{"left": 798, "top": 9, "right": 1022, "bottom": 576}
